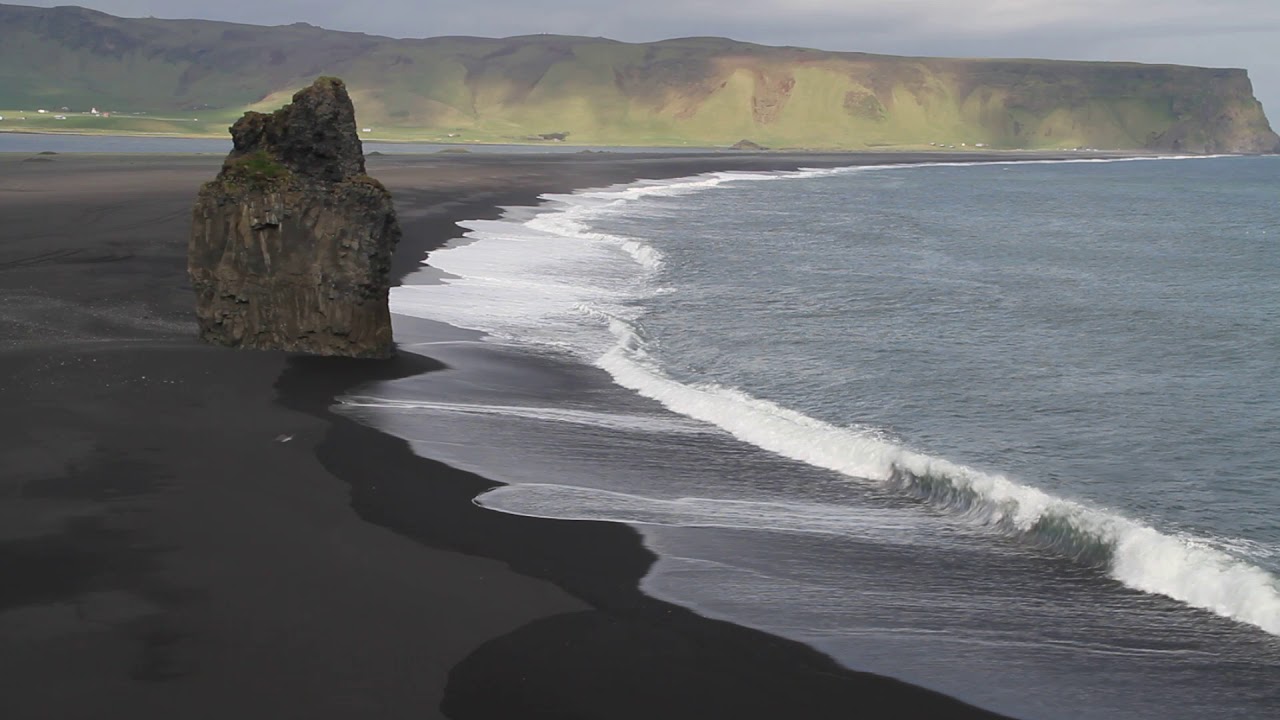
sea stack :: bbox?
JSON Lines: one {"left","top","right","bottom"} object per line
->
{"left": 189, "top": 77, "right": 400, "bottom": 358}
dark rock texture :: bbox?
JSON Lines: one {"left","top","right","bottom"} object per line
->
{"left": 1141, "top": 69, "right": 1280, "bottom": 154}
{"left": 189, "top": 77, "right": 401, "bottom": 358}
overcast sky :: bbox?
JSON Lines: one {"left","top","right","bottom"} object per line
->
{"left": 25, "top": 0, "right": 1280, "bottom": 115}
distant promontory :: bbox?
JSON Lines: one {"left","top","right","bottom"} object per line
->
{"left": 1, "top": 3, "right": 1277, "bottom": 153}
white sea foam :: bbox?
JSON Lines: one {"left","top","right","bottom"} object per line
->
{"left": 476, "top": 483, "right": 938, "bottom": 543}
{"left": 597, "top": 328, "right": 1280, "bottom": 635}
{"left": 340, "top": 396, "right": 715, "bottom": 434}
{"left": 389, "top": 155, "right": 1280, "bottom": 636}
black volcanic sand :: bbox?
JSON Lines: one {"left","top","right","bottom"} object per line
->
{"left": 0, "top": 150, "right": 1100, "bottom": 719}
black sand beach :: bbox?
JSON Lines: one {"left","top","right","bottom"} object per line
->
{"left": 0, "top": 150, "right": 1068, "bottom": 718}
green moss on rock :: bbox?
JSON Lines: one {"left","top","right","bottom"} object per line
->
{"left": 222, "top": 150, "right": 291, "bottom": 189}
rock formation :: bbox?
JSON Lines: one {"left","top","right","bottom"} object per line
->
{"left": 189, "top": 77, "right": 400, "bottom": 358}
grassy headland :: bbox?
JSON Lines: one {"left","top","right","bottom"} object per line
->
{"left": 1, "top": 3, "right": 1276, "bottom": 153}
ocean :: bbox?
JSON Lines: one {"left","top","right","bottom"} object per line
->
{"left": 347, "top": 156, "right": 1279, "bottom": 718}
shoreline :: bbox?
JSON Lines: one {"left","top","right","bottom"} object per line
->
{"left": 282, "top": 151, "right": 1032, "bottom": 717}
{"left": 0, "top": 151, "right": 1047, "bottom": 718}
{"left": 2, "top": 128, "right": 1221, "bottom": 156}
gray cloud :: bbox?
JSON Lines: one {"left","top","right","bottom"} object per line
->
{"left": 20, "top": 0, "right": 1280, "bottom": 114}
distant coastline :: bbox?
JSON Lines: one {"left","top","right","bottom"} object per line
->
{"left": 6, "top": 2, "right": 1277, "bottom": 154}
{"left": 0, "top": 128, "right": 1187, "bottom": 157}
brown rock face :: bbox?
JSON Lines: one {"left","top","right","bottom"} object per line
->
{"left": 189, "top": 77, "right": 400, "bottom": 358}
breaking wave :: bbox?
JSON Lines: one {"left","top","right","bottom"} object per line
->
{"left": 596, "top": 321, "right": 1280, "bottom": 635}
{"left": 391, "top": 157, "right": 1280, "bottom": 637}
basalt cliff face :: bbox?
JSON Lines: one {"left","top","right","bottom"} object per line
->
{"left": 188, "top": 77, "right": 400, "bottom": 358}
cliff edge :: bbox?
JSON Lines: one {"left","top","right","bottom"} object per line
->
{"left": 188, "top": 77, "right": 401, "bottom": 358}
{"left": 1140, "top": 69, "right": 1279, "bottom": 153}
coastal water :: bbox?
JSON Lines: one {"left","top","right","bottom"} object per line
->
{"left": 352, "top": 156, "right": 1280, "bottom": 718}
{"left": 0, "top": 132, "right": 714, "bottom": 155}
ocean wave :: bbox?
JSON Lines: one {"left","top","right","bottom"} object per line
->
{"left": 475, "top": 483, "right": 935, "bottom": 542}
{"left": 391, "top": 155, "right": 1280, "bottom": 637}
{"left": 597, "top": 320, "right": 1280, "bottom": 635}
{"left": 340, "top": 396, "right": 716, "bottom": 434}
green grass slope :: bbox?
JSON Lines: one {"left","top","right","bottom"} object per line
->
{"left": 1, "top": 3, "right": 1276, "bottom": 152}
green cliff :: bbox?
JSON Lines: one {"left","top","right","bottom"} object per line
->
{"left": 1, "top": 3, "right": 1276, "bottom": 152}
